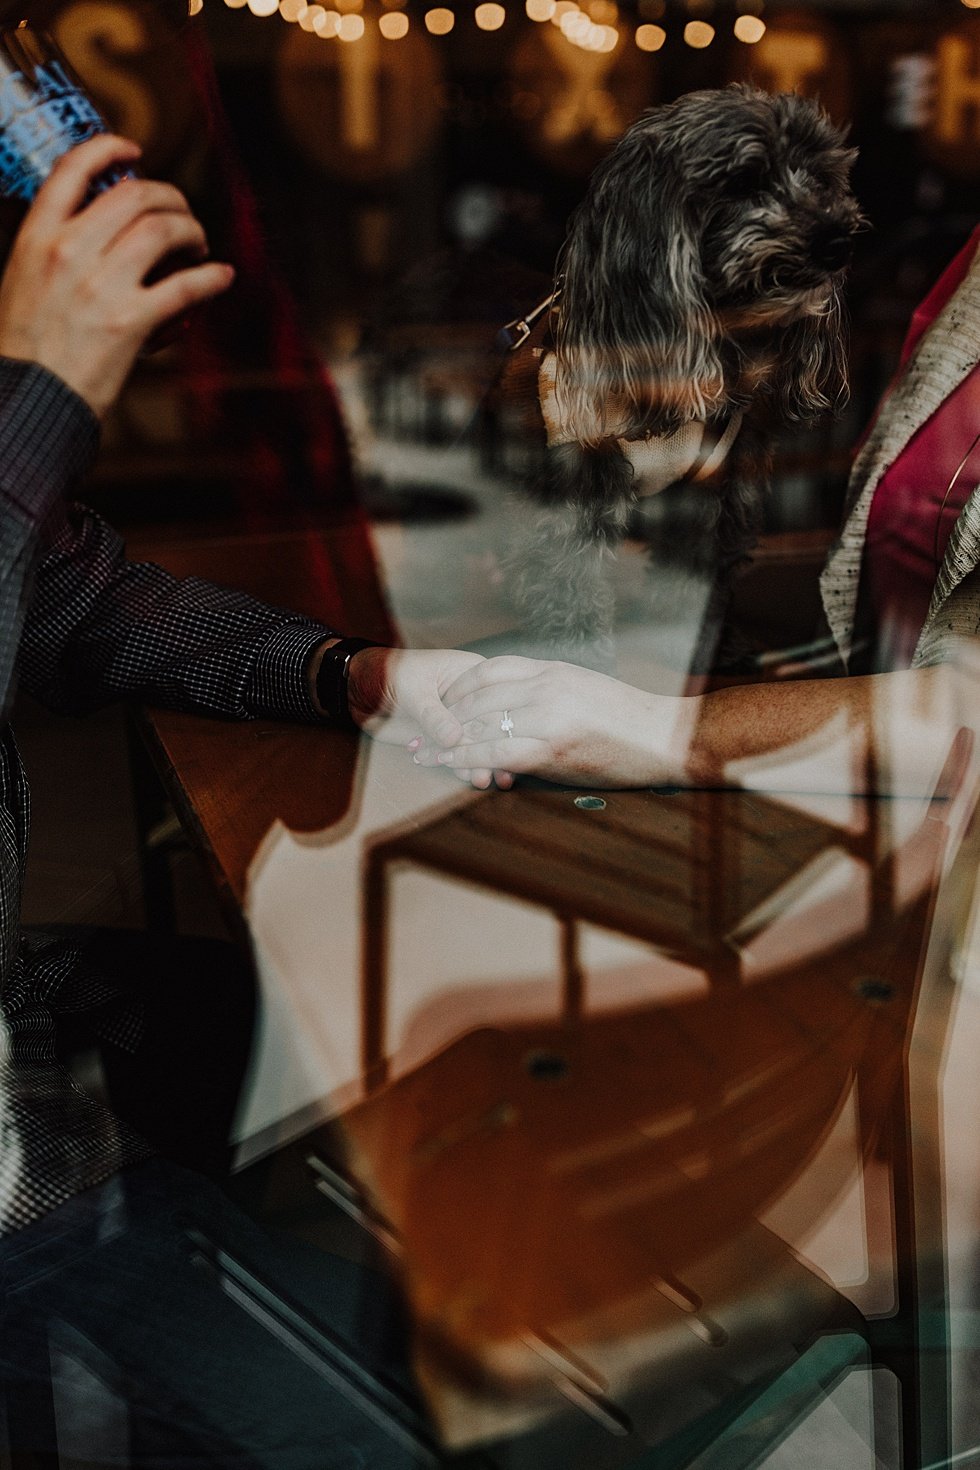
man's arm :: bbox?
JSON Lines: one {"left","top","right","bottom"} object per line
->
{"left": 19, "top": 500, "right": 336, "bottom": 721}
{"left": 0, "top": 363, "right": 100, "bottom": 718}
{"left": 0, "top": 134, "right": 235, "bottom": 720}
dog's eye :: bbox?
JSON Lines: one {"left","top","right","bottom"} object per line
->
{"left": 725, "top": 161, "right": 768, "bottom": 199}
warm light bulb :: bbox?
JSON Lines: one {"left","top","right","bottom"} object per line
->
{"left": 379, "top": 10, "right": 408, "bottom": 34}
{"left": 225, "top": 0, "right": 248, "bottom": 10}
{"left": 684, "top": 19, "right": 713, "bottom": 46}
{"left": 595, "top": 21, "right": 617, "bottom": 49}
{"left": 279, "top": 0, "right": 305, "bottom": 17}
{"left": 315, "top": 8, "right": 341, "bottom": 32}
{"left": 635, "top": 21, "right": 665, "bottom": 49}
{"left": 733, "top": 14, "right": 764, "bottom": 41}
{"left": 425, "top": 6, "right": 454, "bottom": 30}
{"left": 962, "top": 0, "right": 980, "bottom": 9}
{"left": 188, "top": 0, "right": 204, "bottom": 14}
{"left": 475, "top": 2, "right": 505, "bottom": 27}
{"left": 338, "top": 11, "right": 364, "bottom": 36}
{"left": 560, "top": 8, "right": 589, "bottom": 37}
{"left": 298, "top": 4, "right": 321, "bottom": 27}
{"left": 526, "top": 0, "right": 554, "bottom": 19}
{"left": 248, "top": 0, "right": 279, "bottom": 15}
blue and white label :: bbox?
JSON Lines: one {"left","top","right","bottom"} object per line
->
{"left": 0, "top": 60, "right": 122, "bottom": 202}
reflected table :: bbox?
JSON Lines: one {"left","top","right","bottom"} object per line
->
{"left": 131, "top": 524, "right": 964, "bottom": 1470}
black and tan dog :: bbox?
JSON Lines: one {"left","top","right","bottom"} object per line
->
{"left": 496, "top": 84, "right": 863, "bottom": 673}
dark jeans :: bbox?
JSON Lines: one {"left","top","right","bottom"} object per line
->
{"left": 60, "top": 928, "right": 259, "bottom": 1177}
{"left": 0, "top": 1157, "right": 435, "bottom": 1468}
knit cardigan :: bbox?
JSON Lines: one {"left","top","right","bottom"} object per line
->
{"left": 820, "top": 249, "right": 980, "bottom": 671}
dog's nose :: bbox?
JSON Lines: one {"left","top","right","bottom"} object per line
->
{"left": 812, "top": 222, "right": 854, "bottom": 273}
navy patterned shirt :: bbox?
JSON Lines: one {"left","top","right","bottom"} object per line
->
{"left": 0, "top": 357, "right": 339, "bottom": 1233}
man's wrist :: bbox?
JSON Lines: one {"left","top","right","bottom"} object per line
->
{"left": 310, "top": 637, "right": 388, "bottom": 729}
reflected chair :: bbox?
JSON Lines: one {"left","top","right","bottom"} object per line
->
{"left": 332, "top": 732, "right": 976, "bottom": 1466}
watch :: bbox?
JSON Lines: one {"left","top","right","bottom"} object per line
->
{"left": 315, "top": 637, "right": 386, "bottom": 731}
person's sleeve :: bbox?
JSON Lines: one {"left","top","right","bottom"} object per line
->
{"left": 18, "top": 501, "right": 342, "bottom": 721}
{"left": 0, "top": 359, "right": 100, "bottom": 720}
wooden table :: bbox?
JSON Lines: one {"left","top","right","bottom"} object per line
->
{"left": 129, "top": 518, "right": 392, "bottom": 931}
{"left": 128, "top": 519, "right": 959, "bottom": 1468}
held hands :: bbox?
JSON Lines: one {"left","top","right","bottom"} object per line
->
{"left": 0, "top": 135, "right": 235, "bottom": 418}
{"left": 346, "top": 646, "right": 487, "bottom": 747}
{"left": 410, "top": 656, "right": 697, "bottom": 789}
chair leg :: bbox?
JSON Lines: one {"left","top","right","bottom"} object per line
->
{"left": 125, "top": 712, "right": 179, "bottom": 934}
{"left": 559, "top": 916, "right": 584, "bottom": 1022}
{"left": 864, "top": 1066, "right": 951, "bottom": 1470}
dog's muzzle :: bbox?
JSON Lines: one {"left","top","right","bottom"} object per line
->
{"left": 811, "top": 221, "right": 855, "bottom": 274}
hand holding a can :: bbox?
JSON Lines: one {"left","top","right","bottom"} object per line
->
{"left": 0, "top": 133, "right": 234, "bottom": 418}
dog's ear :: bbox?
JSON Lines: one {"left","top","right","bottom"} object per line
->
{"left": 553, "top": 121, "right": 725, "bottom": 446}
{"left": 775, "top": 287, "right": 849, "bottom": 421}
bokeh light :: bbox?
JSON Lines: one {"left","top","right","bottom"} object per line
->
{"left": 734, "top": 14, "right": 765, "bottom": 41}
{"left": 684, "top": 19, "right": 714, "bottom": 46}
{"left": 425, "top": 6, "right": 455, "bottom": 31}
{"left": 475, "top": 2, "right": 505, "bottom": 27}
{"left": 379, "top": 10, "right": 409, "bottom": 34}
{"left": 635, "top": 21, "right": 665, "bottom": 49}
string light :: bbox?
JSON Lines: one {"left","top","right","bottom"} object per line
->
{"left": 224, "top": 0, "right": 248, "bottom": 10}
{"left": 315, "top": 8, "right": 341, "bottom": 33}
{"left": 588, "top": 0, "right": 616, "bottom": 19}
{"left": 279, "top": 0, "right": 305, "bottom": 17}
{"left": 188, "top": 0, "right": 203, "bottom": 14}
{"left": 635, "top": 21, "right": 665, "bottom": 49}
{"left": 961, "top": 0, "right": 980, "bottom": 9}
{"left": 425, "top": 6, "right": 454, "bottom": 31}
{"left": 733, "top": 14, "right": 764, "bottom": 41}
{"left": 526, "top": 0, "right": 554, "bottom": 18}
{"left": 379, "top": 8, "right": 409, "bottom": 32}
{"left": 247, "top": 0, "right": 279, "bottom": 15}
{"left": 298, "top": 4, "right": 322, "bottom": 27}
{"left": 684, "top": 19, "right": 713, "bottom": 46}
{"left": 475, "top": 2, "right": 505, "bottom": 27}
{"left": 560, "top": 8, "right": 589, "bottom": 38}
{"left": 337, "top": 11, "right": 364, "bottom": 36}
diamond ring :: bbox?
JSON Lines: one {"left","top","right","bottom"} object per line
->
{"left": 500, "top": 710, "right": 515, "bottom": 738}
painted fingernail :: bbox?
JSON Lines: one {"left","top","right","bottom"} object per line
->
{"left": 437, "top": 751, "right": 454, "bottom": 765}
{"left": 408, "top": 736, "right": 422, "bottom": 751}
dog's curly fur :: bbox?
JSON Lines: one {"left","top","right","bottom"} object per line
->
{"left": 508, "top": 85, "right": 863, "bottom": 673}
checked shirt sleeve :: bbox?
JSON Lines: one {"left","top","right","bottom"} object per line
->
{"left": 19, "top": 503, "right": 342, "bottom": 723}
{"left": 0, "top": 359, "right": 100, "bottom": 720}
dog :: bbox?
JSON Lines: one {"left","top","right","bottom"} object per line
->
{"left": 496, "top": 84, "right": 863, "bottom": 674}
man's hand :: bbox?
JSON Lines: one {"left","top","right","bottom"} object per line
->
{"left": 342, "top": 646, "right": 487, "bottom": 747}
{"left": 0, "top": 134, "right": 235, "bottom": 418}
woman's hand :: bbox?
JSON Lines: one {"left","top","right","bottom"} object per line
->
{"left": 411, "top": 655, "right": 699, "bottom": 788}
{"left": 0, "top": 134, "right": 235, "bottom": 418}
